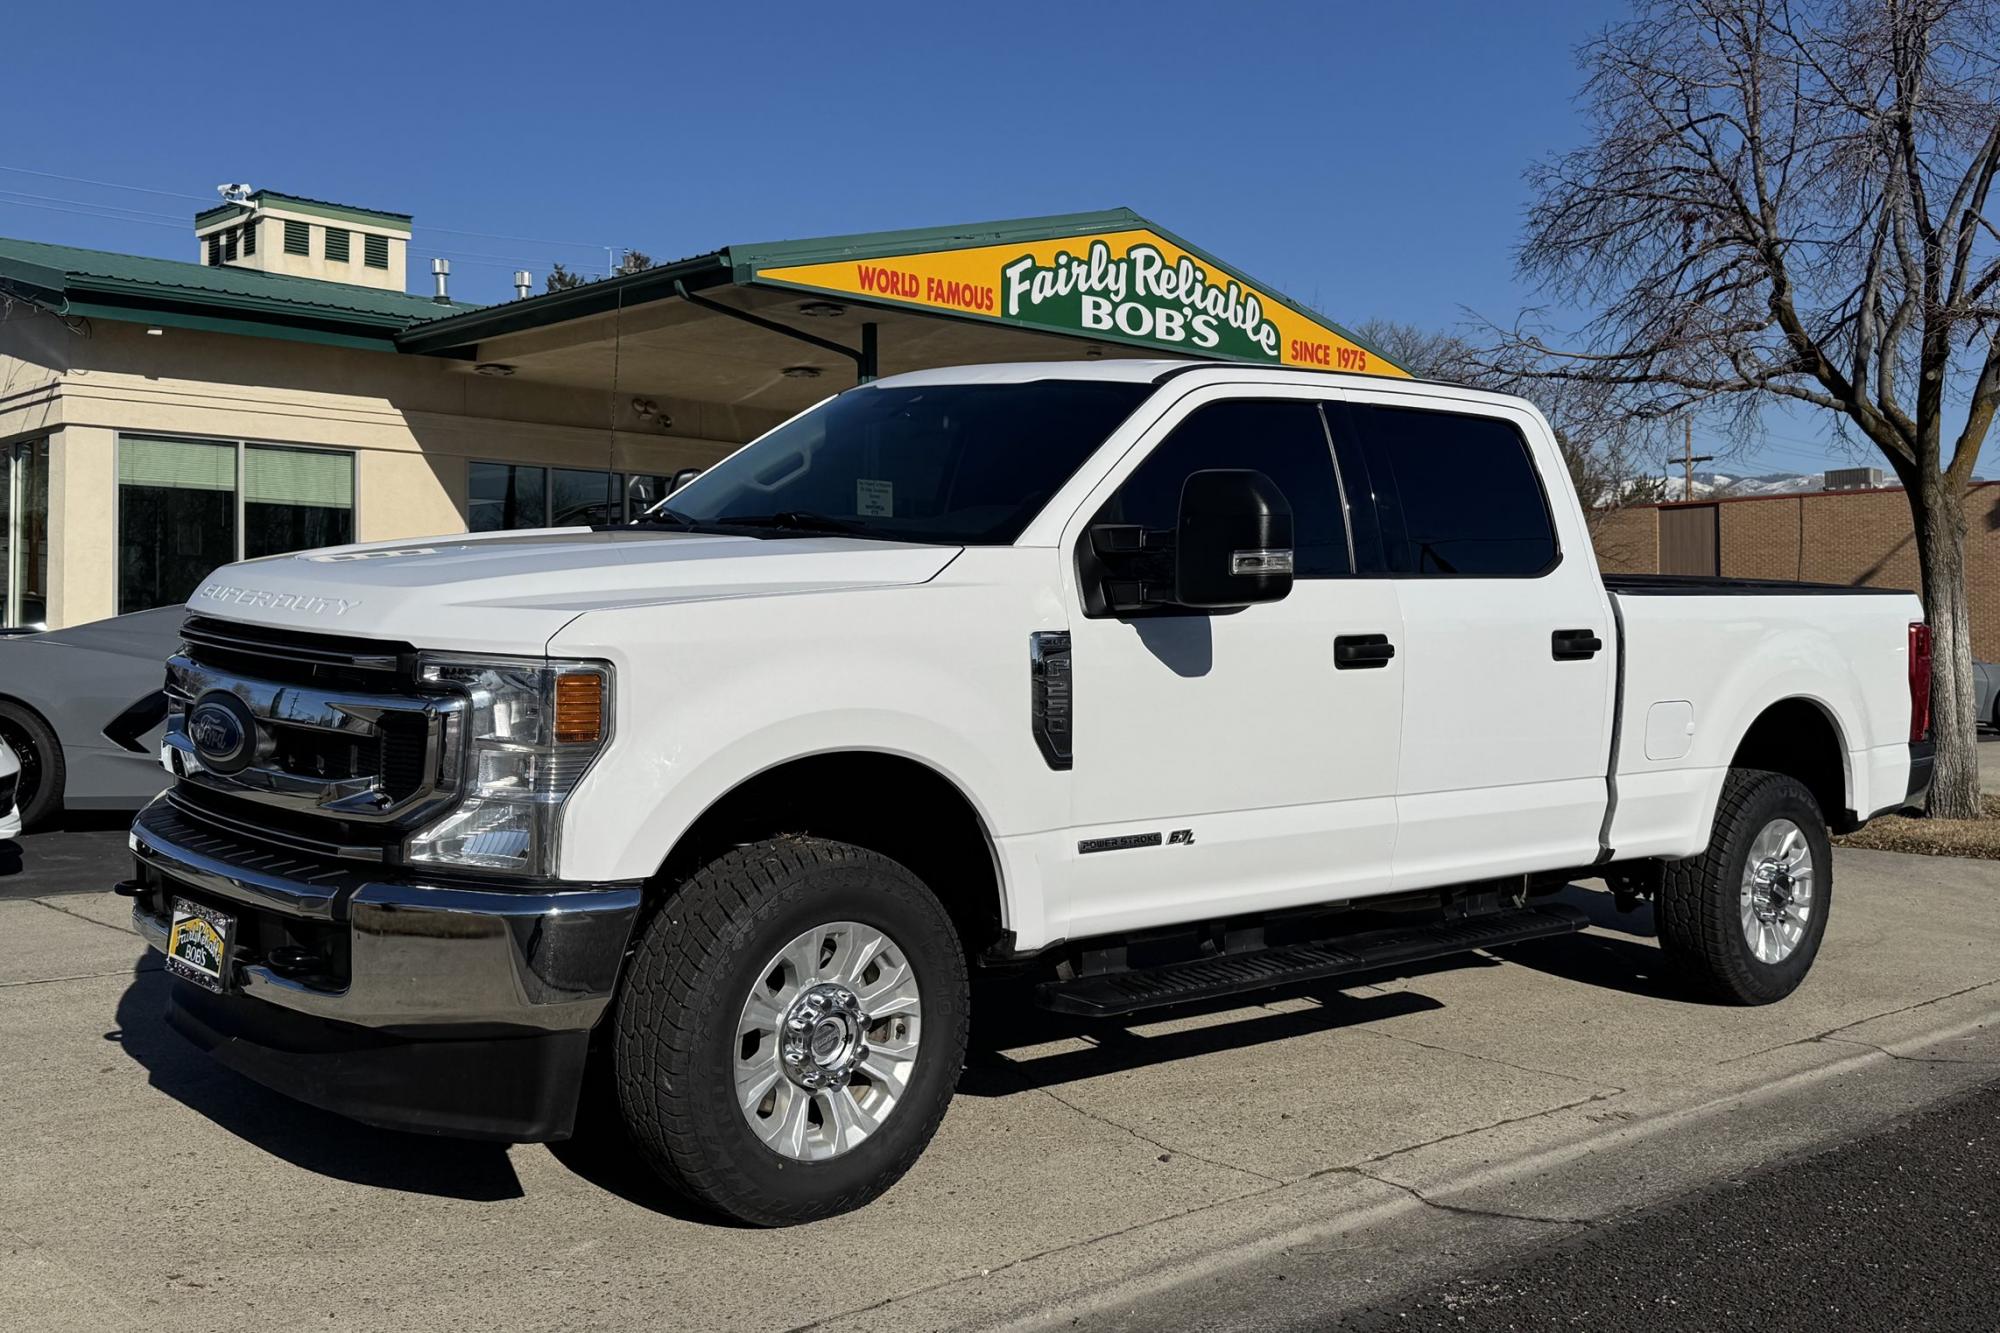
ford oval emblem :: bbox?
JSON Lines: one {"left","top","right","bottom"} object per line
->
{"left": 187, "top": 694, "right": 256, "bottom": 774}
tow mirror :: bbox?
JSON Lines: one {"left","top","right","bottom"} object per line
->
{"left": 1174, "top": 469, "right": 1294, "bottom": 609}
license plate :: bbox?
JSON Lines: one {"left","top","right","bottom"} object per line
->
{"left": 165, "top": 898, "right": 235, "bottom": 993}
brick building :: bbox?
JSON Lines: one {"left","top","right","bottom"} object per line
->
{"left": 1592, "top": 482, "right": 2000, "bottom": 659}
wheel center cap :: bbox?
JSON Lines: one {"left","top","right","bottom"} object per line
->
{"left": 780, "top": 983, "right": 867, "bottom": 1090}
{"left": 1751, "top": 861, "right": 1799, "bottom": 922}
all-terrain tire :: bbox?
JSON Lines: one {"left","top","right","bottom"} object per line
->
{"left": 1657, "top": 768, "right": 1831, "bottom": 1005}
{"left": 613, "top": 836, "right": 969, "bottom": 1226}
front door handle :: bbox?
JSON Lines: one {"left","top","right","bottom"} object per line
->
{"left": 1335, "top": 634, "right": 1397, "bottom": 669}
{"left": 1552, "top": 628, "right": 1603, "bottom": 661}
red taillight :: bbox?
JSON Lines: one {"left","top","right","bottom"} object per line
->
{"left": 1909, "top": 622, "right": 1933, "bottom": 742}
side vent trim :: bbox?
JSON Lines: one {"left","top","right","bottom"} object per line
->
{"left": 1029, "top": 630, "right": 1073, "bottom": 771}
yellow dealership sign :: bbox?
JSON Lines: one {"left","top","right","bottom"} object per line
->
{"left": 752, "top": 227, "right": 1406, "bottom": 377}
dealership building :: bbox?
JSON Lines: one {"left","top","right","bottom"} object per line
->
{"left": 0, "top": 193, "right": 1399, "bottom": 630}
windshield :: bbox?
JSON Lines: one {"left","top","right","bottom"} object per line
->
{"left": 655, "top": 379, "right": 1154, "bottom": 545}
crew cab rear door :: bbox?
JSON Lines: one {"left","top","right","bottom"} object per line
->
{"left": 1326, "top": 391, "right": 1615, "bottom": 887}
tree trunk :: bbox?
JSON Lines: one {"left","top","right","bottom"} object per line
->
{"left": 1913, "top": 477, "right": 1982, "bottom": 819}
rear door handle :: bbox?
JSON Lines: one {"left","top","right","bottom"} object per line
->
{"left": 1552, "top": 628, "right": 1603, "bottom": 661}
{"left": 1335, "top": 634, "right": 1397, "bottom": 669}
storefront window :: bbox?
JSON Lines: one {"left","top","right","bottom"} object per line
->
{"left": 119, "top": 437, "right": 237, "bottom": 615}
{"left": 2, "top": 438, "right": 50, "bottom": 629}
{"left": 468, "top": 462, "right": 547, "bottom": 532}
{"left": 551, "top": 468, "right": 624, "bottom": 527}
{"left": 117, "top": 435, "right": 357, "bottom": 614}
{"left": 244, "top": 445, "right": 354, "bottom": 558}
{"left": 470, "top": 462, "right": 663, "bottom": 530}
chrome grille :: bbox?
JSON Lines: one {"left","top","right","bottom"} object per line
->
{"left": 165, "top": 619, "right": 464, "bottom": 856}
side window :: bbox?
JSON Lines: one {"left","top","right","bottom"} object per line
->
{"left": 1342, "top": 404, "right": 1557, "bottom": 576}
{"left": 1096, "top": 399, "right": 1349, "bottom": 576}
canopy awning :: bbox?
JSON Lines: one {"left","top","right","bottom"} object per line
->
{"left": 395, "top": 209, "right": 1404, "bottom": 426}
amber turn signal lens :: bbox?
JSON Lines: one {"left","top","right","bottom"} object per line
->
{"left": 554, "top": 672, "right": 604, "bottom": 743}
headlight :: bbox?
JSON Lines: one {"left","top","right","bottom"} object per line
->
{"left": 404, "top": 653, "right": 612, "bottom": 877}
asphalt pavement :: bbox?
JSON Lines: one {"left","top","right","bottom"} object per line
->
{"left": 1333, "top": 1076, "right": 2000, "bottom": 1332}
{"left": 0, "top": 816, "right": 129, "bottom": 898}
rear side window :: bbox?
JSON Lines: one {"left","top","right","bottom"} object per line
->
{"left": 1095, "top": 399, "right": 1349, "bottom": 576}
{"left": 1340, "top": 404, "right": 1557, "bottom": 576}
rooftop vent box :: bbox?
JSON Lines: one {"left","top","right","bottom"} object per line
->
{"left": 193, "top": 188, "right": 412, "bottom": 292}
{"left": 1824, "top": 467, "right": 1887, "bottom": 492}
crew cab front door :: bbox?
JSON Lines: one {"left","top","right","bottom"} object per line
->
{"left": 1059, "top": 390, "right": 1404, "bottom": 940}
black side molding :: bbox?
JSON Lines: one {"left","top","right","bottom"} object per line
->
{"left": 1603, "top": 574, "right": 1913, "bottom": 597}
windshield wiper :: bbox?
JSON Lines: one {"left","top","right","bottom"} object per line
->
{"left": 718, "top": 511, "right": 874, "bottom": 537}
{"left": 633, "top": 506, "right": 700, "bottom": 530}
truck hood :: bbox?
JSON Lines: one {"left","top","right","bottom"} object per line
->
{"left": 185, "top": 528, "right": 961, "bottom": 651}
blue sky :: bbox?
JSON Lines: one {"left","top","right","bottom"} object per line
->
{"left": 0, "top": 0, "right": 1908, "bottom": 478}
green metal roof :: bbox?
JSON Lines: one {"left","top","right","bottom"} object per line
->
{"left": 0, "top": 236, "right": 477, "bottom": 350}
{"left": 724, "top": 208, "right": 1150, "bottom": 275}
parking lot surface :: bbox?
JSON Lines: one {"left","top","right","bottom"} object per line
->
{"left": 1, "top": 843, "right": 1997, "bottom": 1332}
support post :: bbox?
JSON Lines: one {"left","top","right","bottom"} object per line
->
{"left": 859, "top": 322, "right": 878, "bottom": 384}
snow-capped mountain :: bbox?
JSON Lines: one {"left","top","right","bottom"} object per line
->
{"left": 1658, "top": 471, "right": 1825, "bottom": 501}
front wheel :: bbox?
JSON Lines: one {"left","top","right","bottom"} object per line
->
{"left": 1656, "top": 768, "right": 1831, "bottom": 1005}
{"left": 613, "top": 836, "right": 969, "bottom": 1226}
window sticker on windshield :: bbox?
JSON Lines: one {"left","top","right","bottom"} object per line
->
{"left": 857, "top": 479, "right": 893, "bottom": 517}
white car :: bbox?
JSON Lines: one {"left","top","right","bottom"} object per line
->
{"left": 0, "top": 736, "right": 20, "bottom": 840}
{"left": 123, "top": 360, "right": 1932, "bottom": 1226}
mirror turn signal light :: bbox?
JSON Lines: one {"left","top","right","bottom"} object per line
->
{"left": 554, "top": 672, "right": 605, "bottom": 743}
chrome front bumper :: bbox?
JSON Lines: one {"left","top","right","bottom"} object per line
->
{"left": 127, "top": 797, "right": 641, "bottom": 1034}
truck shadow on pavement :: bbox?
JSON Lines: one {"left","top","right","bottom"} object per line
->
{"left": 105, "top": 885, "right": 1684, "bottom": 1215}
{"left": 958, "top": 972, "right": 1455, "bottom": 1096}
{"left": 1484, "top": 887, "right": 1706, "bottom": 1005}
{"left": 110, "top": 962, "right": 527, "bottom": 1203}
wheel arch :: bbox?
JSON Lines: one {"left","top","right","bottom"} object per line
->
{"left": 1728, "top": 695, "right": 1852, "bottom": 830}
{"left": 648, "top": 749, "right": 1009, "bottom": 956}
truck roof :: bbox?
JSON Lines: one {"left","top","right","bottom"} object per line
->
{"left": 867, "top": 360, "right": 1539, "bottom": 416}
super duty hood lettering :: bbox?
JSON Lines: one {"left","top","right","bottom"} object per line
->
{"left": 196, "top": 584, "right": 360, "bottom": 617}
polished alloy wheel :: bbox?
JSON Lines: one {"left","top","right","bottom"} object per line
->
{"left": 1740, "top": 817, "right": 1814, "bottom": 964}
{"left": 735, "top": 920, "right": 922, "bottom": 1162}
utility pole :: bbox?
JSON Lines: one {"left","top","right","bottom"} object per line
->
{"left": 1668, "top": 419, "right": 1715, "bottom": 500}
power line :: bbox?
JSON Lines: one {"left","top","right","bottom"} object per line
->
{"left": 0, "top": 188, "right": 185, "bottom": 222}
{"left": 0, "top": 196, "right": 185, "bottom": 229}
{"left": 419, "top": 222, "right": 614, "bottom": 250}
{"left": 0, "top": 163, "right": 211, "bottom": 202}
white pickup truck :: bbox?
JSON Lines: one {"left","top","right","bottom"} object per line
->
{"left": 122, "top": 361, "right": 1933, "bottom": 1225}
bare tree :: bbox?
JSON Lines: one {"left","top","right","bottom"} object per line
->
{"left": 1503, "top": 0, "right": 2000, "bottom": 816}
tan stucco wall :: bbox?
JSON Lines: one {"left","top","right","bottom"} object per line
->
{"left": 0, "top": 312, "right": 742, "bottom": 628}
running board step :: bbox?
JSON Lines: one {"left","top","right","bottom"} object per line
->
{"left": 1036, "top": 903, "right": 1591, "bottom": 1017}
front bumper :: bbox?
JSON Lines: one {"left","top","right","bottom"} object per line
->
{"left": 125, "top": 797, "right": 642, "bottom": 1139}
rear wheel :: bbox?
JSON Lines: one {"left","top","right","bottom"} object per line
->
{"left": 0, "top": 701, "right": 63, "bottom": 832}
{"left": 613, "top": 836, "right": 968, "bottom": 1226}
{"left": 1657, "top": 768, "right": 1830, "bottom": 1005}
